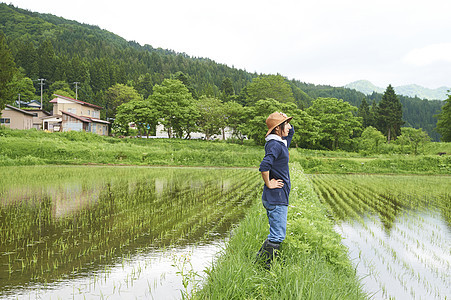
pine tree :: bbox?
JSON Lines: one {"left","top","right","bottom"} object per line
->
{"left": 358, "top": 98, "right": 371, "bottom": 128}
{"left": 377, "top": 85, "right": 404, "bottom": 142}
{"left": 38, "top": 39, "right": 56, "bottom": 81}
{"left": 435, "top": 94, "right": 451, "bottom": 142}
{"left": 0, "top": 30, "right": 18, "bottom": 112}
{"left": 221, "top": 77, "right": 235, "bottom": 99}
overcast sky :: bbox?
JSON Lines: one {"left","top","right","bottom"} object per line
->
{"left": 5, "top": 0, "right": 451, "bottom": 89}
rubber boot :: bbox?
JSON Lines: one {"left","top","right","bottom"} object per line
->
{"left": 255, "top": 239, "right": 281, "bottom": 269}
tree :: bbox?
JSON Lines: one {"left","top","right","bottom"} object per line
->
{"left": 104, "top": 84, "right": 142, "bottom": 120}
{"left": 49, "top": 81, "right": 75, "bottom": 99}
{"left": 377, "top": 85, "right": 404, "bottom": 143}
{"left": 289, "top": 83, "right": 314, "bottom": 109}
{"left": 173, "top": 71, "right": 197, "bottom": 99}
{"left": 245, "top": 75, "right": 295, "bottom": 106}
{"left": 358, "top": 98, "right": 372, "bottom": 128}
{"left": 359, "top": 126, "right": 386, "bottom": 154}
{"left": 307, "top": 97, "right": 362, "bottom": 150}
{"left": 134, "top": 73, "right": 153, "bottom": 99}
{"left": 195, "top": 96, "right": 224, "bottom": 140}
{"left": 114, "top": 99, "right": 159, "bottom": 137}
{"left": 67, "top": 55, "right": 89, "bottom": 84}
{"left": 38, "top": 39, "right": 56, "bottom": 81}
{"left": 11, "top": 75, "right": 36, "bottom": 102}
{"left": 290, "top": 109, "right": 321, "bottom": 149}
{"left": 244, "top": 98, "right": 297, "bottom": 145}
{"left": 0, "top": 30, "right": 18, "bottom": 112}
{"left": 397, "top": 127, "right": 430, "bottom": 155}
{"left": 223, "top": 101, "right": 248, "bottom": 143}
{"left": 221, "top": 77, "right": 235, "bottom": 100}
{"left": 14, "top": 40, "right": 38, "bottom": 79}
{"left": 150, "top": 79, "right": 195, "bottom": 138}
{"left": 435, "top": 94, "right": 451, "bottom": 142}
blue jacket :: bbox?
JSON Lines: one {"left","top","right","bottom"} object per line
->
{"left": 258, "top": 127, "right": 294, "bottom": 205}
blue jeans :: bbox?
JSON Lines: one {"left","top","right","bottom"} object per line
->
{"left": 262, "top": 199, "right": 288, "bottom": 243}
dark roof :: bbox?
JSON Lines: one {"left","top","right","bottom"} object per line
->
{"left": 61, "top": 111, "right": 91, "bottom": 123}
{"left": 51, "top": 94, "right": 103, "bottom": 109}
{"left": 4, "top": 105, "right": 36, "bottom": 116}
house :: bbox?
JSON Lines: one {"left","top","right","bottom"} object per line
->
{"left": 0, "top": 105, "right": 35, "bottom": 130}
{"left": 15, "top": 100, "right": 42, "bottom": 109}
{"left": 45, "top": 94, "right": 109, "bottom": 135}
{"left": 28, "top": 109, "right": 52, "bottom": 130}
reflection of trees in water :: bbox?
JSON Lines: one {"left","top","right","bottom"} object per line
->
{"left": 0, "top": 167, "right": 259, "bottom": 297}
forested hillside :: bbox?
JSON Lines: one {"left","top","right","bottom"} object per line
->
{"left": 0, "top": 3, "right": 444, "bottom": 141}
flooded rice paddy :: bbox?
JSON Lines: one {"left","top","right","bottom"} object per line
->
{"left": 0, "top": 166, "right": 260, "bottom": 299}
{"left": 309, "top": 174, "right": 450, "bottom": 300}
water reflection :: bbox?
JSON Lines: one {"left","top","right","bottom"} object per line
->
{"left": 336, "top": 210, "right": 450, "bottom": 300}
{"left": 4, "top": 242, "right": 223, "bottom": 300}
{"left": 308, "top": 174, "right": 451, "bottom": 300}
{"left": 0, "top": 166, "right": 259, "bottom": 299}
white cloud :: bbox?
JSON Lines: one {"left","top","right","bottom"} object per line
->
{"left": 402, "top": 43, "right": 451, "bottom": 66}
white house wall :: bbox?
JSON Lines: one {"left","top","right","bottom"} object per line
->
{"left": 63, "top": 122, "right": 83, "bottom": 132}
{"left": 155, "top": 123, "right": 234, "bottom": 140}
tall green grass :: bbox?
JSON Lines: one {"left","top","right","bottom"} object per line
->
{"left": 1, "top": 127, "right": 449, "bottom": 174}
{"left": 194, "top": 164, "right": 368, "bottom": 299}
{"left": 0, "top": 128, "right": 262, "bottom": 167}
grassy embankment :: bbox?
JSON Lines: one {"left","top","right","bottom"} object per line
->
{"left": 193, "top": 164, "right": 368, "bottom": 299}
{"left": 0, "top": 127, "right": 449, "bottom": 174}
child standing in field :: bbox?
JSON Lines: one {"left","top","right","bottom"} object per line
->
{"left": 256, "top": 112, "right": 294, "bottom": 269}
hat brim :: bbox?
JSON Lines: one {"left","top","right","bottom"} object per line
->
{"left": 265, "top": 116, "right": 292, "bottom": 137}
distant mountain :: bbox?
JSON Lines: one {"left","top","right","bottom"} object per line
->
{"left": 344, "top": 80, "right": 449, "bottom": 100}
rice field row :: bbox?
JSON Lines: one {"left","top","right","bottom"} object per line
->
{"left": 0, "top": 166, "right": 260, "bottom": 298}
{"left": 308, "top": 174, "right": 451, "bottom": 300}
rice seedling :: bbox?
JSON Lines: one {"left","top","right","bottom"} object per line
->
{"left": 308, "top": 173, "right": 451, "bottom": 300}
{"left": 0, "top": 165, "right": 260, "bottom": 298}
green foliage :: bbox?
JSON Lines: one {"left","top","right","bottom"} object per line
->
{"left": 290, "top": 109, "right": 321, "bottom": 149}
{"left": 222, "top": 101, "right": 247, "bottom": 142}
{"left": 10, "top": 75, "right": 35, "bottom": 102}
{"left": 357, "top": 97, "right": 375, "bottom": 128}
{"left": 37, "top": 39, "right": 56, "bottom": 81}
{"left": 376, "top": 85, "right": 404, "bottom": 142}
{"left": 289, "top": 81, "right": 314, "bottom": 109}
{"left": 307, "top": 97, "right": 362, "bottom": 150}
{"left": 244, "top": 98, "right": 296, "bottom": 146}
{"left": 245, "top": 74, "right": 295, "bottom": 106}
{"left": 220, "top": 77, "right": 235, "bottom": 100}
{"left": 114, "top": 98, "right": 159, "bottom": 136}
{"left": 292, "top": 151, "right": 450, "bottom": 175}
{"left": 49, "top": 80, "right": 75, "bottom": 98}
{"left": 0, "top": 30, "right": 18, "bottom": 111}
{"left": 195, "top": 96, "right": 224, "bottom": 139}
{"left": 1, "top": 126, "right": 449, "bottom": 175}
{"left": 435, "top": 94, "right": 451, "bottom": 142}
{"left": 104, "top": 83, "right": 142, "bottom": 119}
{"left": 358, "top": 126, "right": 386, "bottom": 154}
{"left": 396, "top": 127, "right": 431, "bottom": 155}
{"left": 150, "top": 79, "right": 196, "bottom": 138}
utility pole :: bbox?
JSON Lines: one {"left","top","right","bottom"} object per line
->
{"left": 73, "top": 82, "right": 80, "bottom": 100}
{"left": 38, "top": 78, "right": 45, "bottom": 109}
{"left": 18, "top": 93, "right": 21, "bottom": 108}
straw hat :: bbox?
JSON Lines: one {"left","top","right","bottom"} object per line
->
{"left": 265, "top": 112, "right": 292, "bottom": 137}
